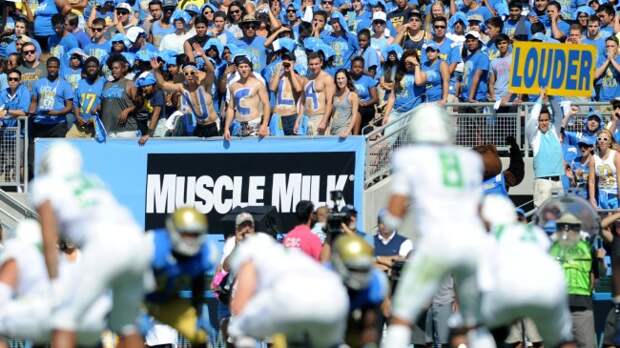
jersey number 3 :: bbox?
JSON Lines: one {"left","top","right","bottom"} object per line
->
{"left": 439, "top": 151, "right": 464, "bottom": 189}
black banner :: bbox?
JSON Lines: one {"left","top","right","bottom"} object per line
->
{"left": 145, "top": 152, "right": 356, "bottom": 233}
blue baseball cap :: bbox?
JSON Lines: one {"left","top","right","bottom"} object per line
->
{"left": 160, "top": 50, "right": 178, "bottom": 66}
{"left": 184, "top": 3, "right": 200, "bottom": 14}
{"left": 111, "top": 33, "right": 128, "bottom": 46}
{"left": 381, "top": 43, "right": 403, "bottom": 60}
{"left": 586, "top": 111, "right": 602, "bottom": 124}
{"left": 67, "top": 47, "right": 88, "bottom": 58}
{"left": 171, "top": 9, "right": 192, "bottom": 23}
{"left": 135, "top": 49, "right": 155, "bottom": 62}
{"left": 424, "top": 41, "right": 440, "bottom": 51}
{"left": 577, "top": 137, "right": 596, "bottom": 147}
{"left": 204, "top": 38, "right": 224, "bottom": 56}
{"left": 121, "top": 52, "right": 136, "bottom": 66}
{"left": 135, "top": 72, "right": 157, "bottom": 87}
{"left": 575, "top": 5, "right": 594, "bottom": 19}
{"left": 303, "top": 37, "right": 324, "bottom": 53}
{"left": 273, "top": 37, "right": 297, "bottom": 53}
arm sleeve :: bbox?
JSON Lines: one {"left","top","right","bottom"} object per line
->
{"left": 526, "top": 96, "right": 542, "bottom": 144}
{"left": 505, "top": 140, "right": 524, "bottom": 187}
{"left": 390, "top": 150, "right": 412, "bottom": 196}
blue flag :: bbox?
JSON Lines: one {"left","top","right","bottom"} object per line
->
{"left": 94, "top": 116, "right": 107, "bottom": 143}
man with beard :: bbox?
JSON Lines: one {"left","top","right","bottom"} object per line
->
{"left": 66, "top": 57, "right": 105, "bottom": 139}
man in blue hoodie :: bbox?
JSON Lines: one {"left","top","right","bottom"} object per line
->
{"left": 563, "top": 111, "right": 603, "bottom": 147}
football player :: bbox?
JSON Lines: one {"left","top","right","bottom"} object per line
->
{"left": 30, "top": 141, "right": 151, "bottom": 348}
{"left": 143, "top": 207, "right": 218, "bottom": 345}
{"left": 0, "top": 219, "right": 110, "bottom": 346}
{"left": 382, "top": 104, "right": 488, "bottom": 347}
{"left": 227, "top": 233, "right": 349, "bottom": 347}
{"left": 331, "top": 235, "right": 388, "bottom": 347}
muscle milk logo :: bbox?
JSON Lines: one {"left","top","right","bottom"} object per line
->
{"left": 146, "top": 173, "right": 350, "bottom": 214}
{"left": 144, "top": 152, "right": 357, "bottom": 231}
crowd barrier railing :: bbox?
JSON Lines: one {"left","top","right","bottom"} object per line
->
{"left": 364, "top": 101, "right": 616, "bottom": 188}
{"left": 0, "top": 117, "right": 28, "bottom": 193}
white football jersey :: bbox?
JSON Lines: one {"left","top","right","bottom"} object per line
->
{"left": 0, "top": 240, "right": 48, "bottom": 299}
{"left": 390, "top": 145, "right": 484, "bottom": 234}
{"left": 230, "top": 234, "right": 339, "bottom": 292}
{"left": 30, "top": 173, "right": 136, "bottom": 247}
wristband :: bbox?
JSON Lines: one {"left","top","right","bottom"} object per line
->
{"left": 148, "top": 128, "right": 155, "bottom": 136}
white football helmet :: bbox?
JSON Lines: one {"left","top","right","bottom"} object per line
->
{"left": 39, "top": 141, "right": 82, "bottom": 177}
{"left": 480, "top": 194, "right": 517, "bottom": 227}
{"left": 407, "top": 103, "right": 454, "bottom": 144}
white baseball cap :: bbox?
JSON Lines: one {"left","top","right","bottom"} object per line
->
{"left": 465, "top": 30, "right": 481, "bottom": 40}
{"left": 372, "top": 11, "right": 387, "bottom": 22}
{"left": 115, "top": 2, "right": 133, "bottom": 11}
{"left": 126, "top": 26, "right": 145, "bottom": 43}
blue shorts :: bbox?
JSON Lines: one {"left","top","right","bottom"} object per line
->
{"left": 598, "top": 191, "right": 619, "bottom": 209}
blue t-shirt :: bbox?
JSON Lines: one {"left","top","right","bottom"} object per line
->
{"left": 347, "top": 268, "right": 388, "bottom": 311}
{"left": 32, "top": 77, "right": 73, "bottom": 124}
{"left": 75, "top": 77, "right": 106, "bottom": 122}
{"left": 543, "top": 19, "right": 570, "bottom": 37}
{"left": 34, "top": 0, "right": 59, "bottom": 37}
{"left": 357, "top": 47, "right": 382, "bottom": 78}
{"left": 596, "top": 54, "right": 620, "bottom": 101}
{"left": 461, "top": 49, "right": 489, "bottom": 101}
{"left": 394, "top": 73, "right": 425, "bottom": 112}
{"left": 569, "top": 157, "right": 590, "bottom": 199}
{"left": 84, "top": 41, "right": 112, "bottom": 62}
{"left": 423, "top": 59, "right": 443, "bottom": 102}
{"left": 61, "top": 66, "right": 82, "bottom": 90}
{"left": 74, "top": 30, "right": 92, "bottom": 49}
{"left": 465, "top": 6, "right": 493, "bottom": 21}
{"left": 234, "top": 36, "right": 267, "bottom": 73}
{"left": 582, "top": 35, "right": 608, "bottom": 61}
{"left": 353, "top": 74, "right": 378, "bottom": 104}
{"left": 322, "top": 32, "right": 359, "bottom": 71}
{"left": 503, "top": 17, "right": 531, "bottom": 39}
{"left": 48, "top": 33, "right": 79, "bottom": 61}
{"left": 0, "top": 85, "right": 31, "bottom": 128}
{"left": 151, "top": 21, "right": 175, "bottom": 46}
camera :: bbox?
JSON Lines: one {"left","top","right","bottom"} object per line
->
{"left": 282, "top": 61, "right": 291, "bottom": 68}
{"left": 324, "top": 190, "right": 349, "bottom": 242}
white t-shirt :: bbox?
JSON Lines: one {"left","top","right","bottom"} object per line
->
{"left": 390, "top": 145, "right": 484, "bottom": 235}
{"left": 230, "top": 234, "right": 338, "bottom": 292}
{"left": 159, "top": 32, "right": 192, "bottom": 54}
{"left": 29, "top": 173, "right": 136, "bottom": 247}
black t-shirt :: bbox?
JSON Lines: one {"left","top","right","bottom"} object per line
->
{"left": 186, "top": 34, "right": 210, "bottom": 50}
{"left": 135, "top": 89, "right": 165, "bottom": 122}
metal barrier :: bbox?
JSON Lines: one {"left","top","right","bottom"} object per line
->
{"left": 364, "top": 101, "right": 617, "bottom": 188}
{"left": 0, "top": 117, "right": 28, "bottom": 192}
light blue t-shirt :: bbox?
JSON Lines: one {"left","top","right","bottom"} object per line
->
{"left": 353, "top": 74, "right": 378, "bottom": 104}
{"left": 461, "top": 49, "right": 489, "bottom": 101}
{"left": 32, "top": 77, "right": 73, "bottom": 124}
{"left": 393, "top": 73, "right": 425, "bottom": 112}
{"left": 75, "top": 77, "right": 106, "bottom": 122}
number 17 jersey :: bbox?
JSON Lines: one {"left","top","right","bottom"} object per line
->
{"left": 390, "top": 145, "right": 484, "bottom": 235}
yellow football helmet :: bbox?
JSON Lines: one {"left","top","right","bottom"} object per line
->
{"left": 166, "top": 207, "right": 208, "bottom": 256}
{"left": 331, "top": 235, "right": 375, "bottom": 290}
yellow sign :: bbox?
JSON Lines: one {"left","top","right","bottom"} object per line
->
{"left": 509, "top": 41, "right": 596, "bottom": 97}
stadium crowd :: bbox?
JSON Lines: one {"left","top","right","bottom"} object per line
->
{"left": 0, "top": 0, "right": 619, "bottom": 144}
{"left": 3, "top": 0, "right": 620, "bottom": 346}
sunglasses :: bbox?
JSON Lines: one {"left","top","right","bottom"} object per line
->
{"left": 184, "top": 71, "right": 196, "bottom": 76}
{"left": 70, "top": 55, "right": 81, "bottom": 60}
{"left": 92, "top": 27, "right": 104, "bottom": 32}
{"left": 242, "top": 24, "right": 257, "bottom": 29}
{"left": 8, "top": 77, "right": 19, "bottom": 82}
{"left": 598, "top": 137, "right": 610, "bottom": 141}
{"left": 374, "top": 21, "right": 385, "bottom": 25}
{"left": 204, "top": 10, "right": 213, "bottom": 14}
{"left": 230, "top": 9, "right": 241, "bottom": 13}
{"left": 23, "top": 50, "right": 35, "bottom": 55}
{"left": 322, "top": 1, "right": 333, "bottom": 4}
{"left": 116, "top": 9, "right": 129, "bottom": 15}
{"left": 287, "top": 9, "right": 296, "bottom": 12}
{"left": 434, "top": 25, "right": 446, "bottom": 28}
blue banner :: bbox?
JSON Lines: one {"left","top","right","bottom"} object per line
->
{"left": 35, "top": 137, "right": 366, "bottom": 233}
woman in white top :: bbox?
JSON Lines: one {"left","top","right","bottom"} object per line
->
{"left": 589, "top": 129, "right": 620, "bottom": 209}
{"left": 159, "top": 10, "right": 192, "bottom": 54}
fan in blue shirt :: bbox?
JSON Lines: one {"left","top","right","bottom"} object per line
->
{"left": 0, "top": 70, "right": 31, "bottom": 130}
{"left": 31, "top": 57, "right": 74, "bottom": 125}
{"left": 595, "top": 36, "right": 620, "bottom": 102}
{"left": 322, "top": 12, "right": 359, "bottom": 71}
{"left": 48, "top": 14, "right": 79, "bottom": 62}
{"left": 461, "top": 32, "right": 490, "bottom": 102}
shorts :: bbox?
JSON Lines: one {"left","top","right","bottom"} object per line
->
{"left": 65, "top": 123, "right": 95, "bottom": 138}
{"left": 505, "top": 318, "right": 543, "bottom": 344}
{"left": 599, "top": 190, "right": 619, "bottom": 209}
{"left": 533, "top": 178, "right": 564, "bottom": 207}
{"left": 306, "top": 114, "right": 324, "bottom": 136}
{"left": 232, "top": 118, "right": 261, "bottom": 137}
